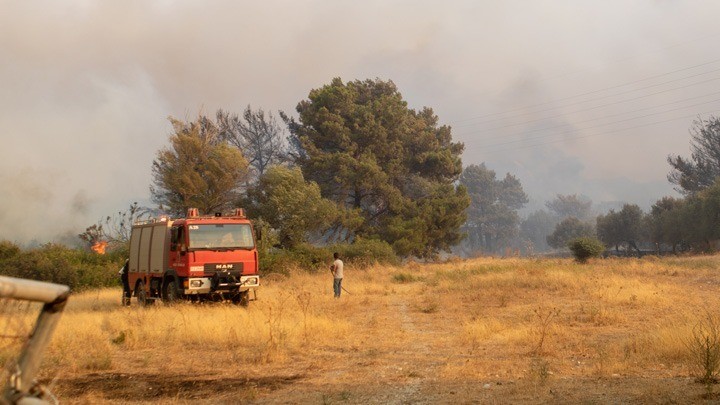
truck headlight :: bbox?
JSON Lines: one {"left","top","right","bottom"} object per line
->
{"left": 190, "top": 279, "right": 204, "bottom": 288}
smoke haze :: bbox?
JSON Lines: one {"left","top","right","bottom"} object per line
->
{"left": 2, "top": 0, "right": 719, "bottom": 243}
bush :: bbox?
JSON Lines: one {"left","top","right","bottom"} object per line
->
{"left": 0, "top": 243, "right": 122, "bottom": 291}
{"left": 0, "top": 241, "right": 20, "bottom": 261}
{"left": 686, "top": 312, "right": 720, "bottom": 390}
{"left": 329, "top": 238, "right": 400, "bottom": 267}
{"left": 260, "top": 243, "right": 329, "bottom": 275}
{"left": 259, "top": 239, "right": 399, "bottom": 275}
{"left": 567, "top": 237, "right": 604, "bottom": 263}
{"left": 392, "top": 272, "right": 420, "bottom": 283}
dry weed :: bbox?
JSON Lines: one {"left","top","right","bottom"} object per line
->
{"left": 25, "top": 254, "right": 720, "bottom": 403}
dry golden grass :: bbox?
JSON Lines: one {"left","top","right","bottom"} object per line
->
{"left": 13, "top": 255, "right": 720, "bottom": 403}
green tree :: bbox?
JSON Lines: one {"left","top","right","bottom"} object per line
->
{"left": 460, "top": 163, "right": 528, "bottom": 253}
{"left": 686, "top": 180, "right": 720, "bottom": 249}
{"left": 248, "top": 166, "right": 339, "bottom": 248}
{"left": 677, "top": 195, "right": 705, "bottom": 249}
{"left": 648, "top": 196, "right": 686, "bottom": 252}
{"left": 289, "top": 78, "right": 468, "bottom": 257}
{"left": 668, "top": 116, "right": 720, "bottom": 195}
{"left": 150, "top": 117, "right": 249, "bottom": 216}
{"left": 596, "top": 204, "right": 645, "bottom": 252}
{"left": 520, "top": 209, "right": 557, "bottom": 253}
{"left": 546, "top": 217, "right": 594, "bottom": 249}
{"left": 545, "top": 194, "right": 593, "bottom": 221}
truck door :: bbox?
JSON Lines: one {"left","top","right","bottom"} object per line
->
{"left": 169, "top": 225, "right": 187, "bottom": 274}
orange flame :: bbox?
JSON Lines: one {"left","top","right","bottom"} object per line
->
{"left": 91, "top": 241, "right": 108, "bottom": 255}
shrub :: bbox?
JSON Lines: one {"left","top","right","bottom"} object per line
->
{"left": 260, "top": 243, "right": 329, "bottom": 275}
{"left": 686, "top": 312, "right": 720, "bottom": 396}
{"left": 392, "top": 272, "right": 419, "bottom": 283}
{"left": 259, "top": 239, "right": 399, "bottom": 275}
{"left": 330, "top": 238, "right": 399, "bottom": 267}
{"left": 567, "top": 237, "right": 604, "bottom": 263}
{"left": 0, "top": 241, "right": 20, "bottom": 261}
{"left": 0, "top": 244, "right": 121, "bottom": 291}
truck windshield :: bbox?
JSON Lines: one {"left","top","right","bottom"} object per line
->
{"left": 188, "top": 224, "right": 255, "bottom": 250}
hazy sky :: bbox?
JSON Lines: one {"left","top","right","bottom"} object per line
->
{"left": 3, "top": 0, "right": 720, "bottom": 244}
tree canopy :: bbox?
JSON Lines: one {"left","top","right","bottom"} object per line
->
{"left": 648, "top": 196, "right": 685, "bottom": 252}
{"left": 668, "top": 116, "right": 720, "bottom": 195}
{"left": 545, "top": 194, "right": 593, "bottom": 220}
{"left": 248, "top": 166, "right": 338, "bottom": 248}
{"left": 289, "top": 78, "right": 468, "bottom": 257}
{"left": 216, "top": 106, "right": 288, "bottom": 181}
{"left": 546, "top": 217, "right": 594, "bottom": 249}
{"left": 520, "top": 209, "right": 557, "bottom": 253}
{"left": 596, "top": 204, "right": 644, "bottom": 251}
{"left": 460, "top": 163, "right": 528, "bottom": 253}
{"left": 150, "top": 117, "right": 249, "bottom": 216}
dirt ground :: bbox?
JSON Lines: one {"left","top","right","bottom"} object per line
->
{"left": 37, "top": 257, "right": 720, "bottom": 403}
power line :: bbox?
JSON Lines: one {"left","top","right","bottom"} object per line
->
{"left": 474, "top": 98, "right": 720, "bottom": 148}
{"left": 456, "top": 66, "right": 720, "bottom": 128}
{"left": 456, "top": 76, "right": 720, "bottom": 135}
{"left": 453, "top": 28, "right": 720, "bottom": 123}
{"left": 462, "top": 90, "right": 720, "bottom": 142}
{"left": 475, "top": 110, "right": 719, "bottom": 154}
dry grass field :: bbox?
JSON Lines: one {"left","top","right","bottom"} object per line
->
{"left": 16, "top": 255, "right": 720, "bottom": 403}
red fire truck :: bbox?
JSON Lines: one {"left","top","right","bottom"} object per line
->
{"left": 128, "top": 208, "right": 260, "bottom": 305}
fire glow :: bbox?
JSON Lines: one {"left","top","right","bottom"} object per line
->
{"left": 91, "top": 241, "right": 108, "bottom": 255}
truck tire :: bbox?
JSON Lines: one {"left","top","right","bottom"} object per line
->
{"left": 163, "top": 279, "right": 179, "bottom": 304}
{"left": 135, "top": 280, "right": 153, "bottom": 306}
{"left": 233, "top": 291, "right": 250, "bottom": 307}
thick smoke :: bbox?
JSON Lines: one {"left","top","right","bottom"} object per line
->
{"left": 0, "top": 1, "right": 717, "bottom": 243}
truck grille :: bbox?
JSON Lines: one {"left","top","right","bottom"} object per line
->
{"left": 205, "top": 263, "right": 245, "bottom": 291}
{"left": 203, "top": 263, "right": 244, "bottom": 273}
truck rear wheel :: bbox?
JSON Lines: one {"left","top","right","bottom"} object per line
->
{"left": 163, "top": 279, "right": 179, "bottom": 304}
{"left": 135, "top": 280, "right": 153, "bottom": 306}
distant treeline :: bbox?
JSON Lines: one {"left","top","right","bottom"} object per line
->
{"left": 458, "top": 115, "right": 720, "bottom": 256}
{"left": 78, "top": 77, "right": 720, "bottom": 260}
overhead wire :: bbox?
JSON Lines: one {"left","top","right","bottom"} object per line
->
{"left": 455, "top": 66, "right": 720, "bottom": 129}
{"left": 453, "top": 53, "right": 720, "bottom": 156}
{"left": 465, "top": 90, "right": 720, "bottom": 143}
{"left": 475, "top": 97, "right": 720, "bottom": 148}
{"left": 475, "top": 109, "right": 719, "bottom": 154}
{"left": 453, "top": 32, "right": 720, "bottom": 124}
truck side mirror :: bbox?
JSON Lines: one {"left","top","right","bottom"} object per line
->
{"left": 256, "top": 228, "right": 262, "bottom": 241}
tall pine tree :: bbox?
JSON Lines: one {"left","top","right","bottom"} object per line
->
{"left": 288, "top": 78, "right": 468, "bottom": 258}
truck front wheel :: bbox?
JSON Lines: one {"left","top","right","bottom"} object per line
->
{"left": 233, "top": 291, "right": 250, "bottom": 307}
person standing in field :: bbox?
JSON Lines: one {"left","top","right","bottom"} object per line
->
{"left": 330, "top": 252, "right": 344, "bottom": 298}
{"left": 119, "top": 259, "right": 131, "bottom": 306}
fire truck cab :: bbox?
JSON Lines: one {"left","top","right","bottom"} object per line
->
{"left": 128, "top": 208, "right": 259, "bottom": 305}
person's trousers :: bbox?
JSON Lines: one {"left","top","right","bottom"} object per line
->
{"left": 121, "top": 273, "right": 131, "bottom": 305}
{"left": 333, "top": 278, "right": 343, "bottom": 298}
